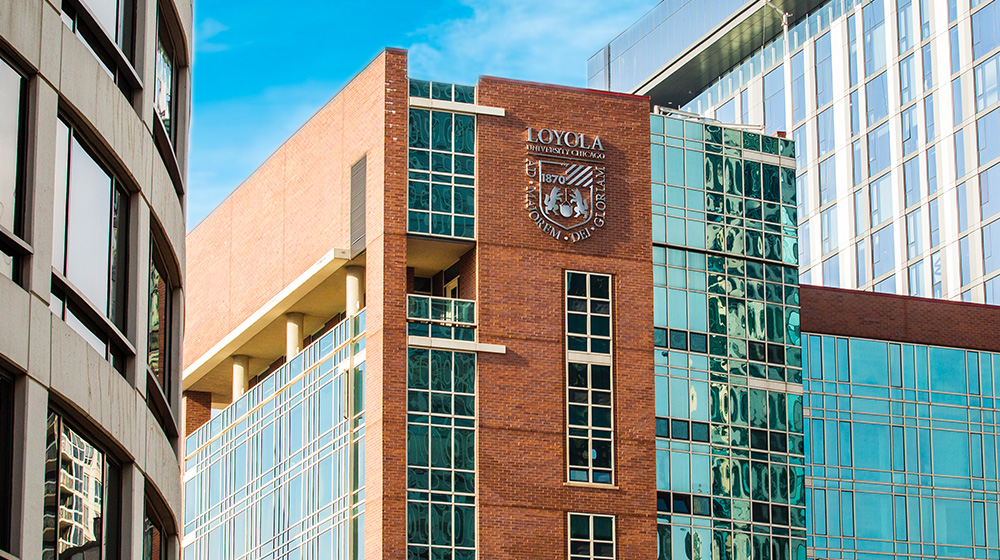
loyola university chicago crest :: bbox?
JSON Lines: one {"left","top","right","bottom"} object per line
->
{"left": 524, "top": 127, "right": 607, "bottom": 243}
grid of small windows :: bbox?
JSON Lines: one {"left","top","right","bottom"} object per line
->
{"left": 651, "top": 116, "right": 798, "bottom": 268}
{"left": 803, "top": 334, "right": 1000, "bottom": 559}
{"left": 654, "top": 248, "right": 801, "bottom": 370}
{"left": 566, "top": 271, "right": 612, "bottom": 354}
{"left": 568, "top": 513, "right": 615, "bottom": 560}
{"left": 183, "top": 314, "right": 366, "bottom": 560}
{"left": 567, "top": 362, "right": 614, "bottom": 484}
{"left": 405, "top": 348, "right": 476, "bottom": 560}
{"left": 407, "top": 80, "right": 476, "bottom": 240}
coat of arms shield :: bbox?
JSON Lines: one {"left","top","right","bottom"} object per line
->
{"left": 538, "top": 160, "right": 595, "bottom": 231}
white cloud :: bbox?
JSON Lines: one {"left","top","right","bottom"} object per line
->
{"left": 196, "top": 17, "right": 234, "bottom": 53}
{"left": 405, "top": 0, "right": 652, "bottom": 86}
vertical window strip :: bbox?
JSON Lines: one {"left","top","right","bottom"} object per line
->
{"left": 407, "top": 81, "right": 476, "bottom": 240}
{"left": 405, "top": 348, "right": 477, "bottom": 559}
{"left": 566, "top": 271, "right": 614, "bottom": 485}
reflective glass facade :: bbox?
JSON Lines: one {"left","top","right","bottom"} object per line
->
{"left": 586, "top": 0, "right": 747, "bottom": 92}
{"left": 803, "top": 334, "right": 1000, "bottom": 559}
{"left": 182, "top": 313, "right": 367, "bottom": 560}
{"left": 405, "top": 294, "right": 479, "bottom": 559}
{"left": 617, "top": 0, "right": 1000, "bottom": 303}
{"left": 652, "top": 114, "right": 805, "bottom": 560}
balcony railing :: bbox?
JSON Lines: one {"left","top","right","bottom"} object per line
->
{"left": 406, "top": 295, "right": 476, "bottom": 341}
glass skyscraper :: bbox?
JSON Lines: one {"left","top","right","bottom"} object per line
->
{"left": 592, "top": 0, "right": 1000, "bottom": 304}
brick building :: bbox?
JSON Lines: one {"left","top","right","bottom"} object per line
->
{"left": 180, "top": 48, "right": 1000, "bottom": 560}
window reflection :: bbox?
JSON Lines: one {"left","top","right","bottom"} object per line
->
{"left": 154, "top": 15, "right": 175, "bottom": 141}
{"left": 143, "top": 500, "right": 167, "bottom": 560}
{"left": 42, "top": 410, "right": 121, "bottom": 559}
{"left": 148, "top": 242, "right": 171, "bottom": 400}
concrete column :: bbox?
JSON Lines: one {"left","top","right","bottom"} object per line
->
{"left": 120, "top": 464, "right": 145, "bottom": 560}
{"left": 286, "top": 312, "right": 304, "bottom": 358}
{"left": 232, "top": 355, "right": 250, "bottom": 401}
{"left": 11, "top": 375, "right": 48, "bottom": 558}
{"left": 346, "top": 266, "right": 365, "bottom": 315}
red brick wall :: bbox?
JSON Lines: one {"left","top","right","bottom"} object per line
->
{"left": 184, "top": 51, "right": 397, "bottom": 369}
{"left": 474, "top": 78, "right": 655, "bottom": 558}
{"left": 182, "top": 390, "right": 212, "bottom": 435}
{"left": 365, "top": 48, "right": 410, "bottom": 560}
{"left": 457, "top": 247, "right": 476, "bottom": 301}
{"left": 800, "top": 285, "right": 1000, "bottom": 351}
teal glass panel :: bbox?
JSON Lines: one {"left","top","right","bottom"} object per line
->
{"left": 705, "top": 153, "right": 723, "bottom": 192}
{"left": 725, "top": 158, "right": 742, "bottom": 195}
{"left": 453, "top": 85, "right": 474, "bottom": 104}
{"left": 409, "top": 149, "right": 429, "bottom": 170}
{"left": 666, "top": 146, "right": 685, "bottom": 185}
{"left": 454, "top": 115, "right": 474, "bottom": 154}
{"left": 652, "top": 144, "right": 665, "bottom": 182}
{"left": 431, "top": 82, "right": 452, "bottom": 101}
{"left": 686, "top": 150, "right": 704, "bottom": 188}
{"left": 409, "top": 181, "right": 430, "bottom": 211}
{"left": 409, "top": 79, "right": 430, "bottom": 98}
{"left": 408, "top": 502, "right": 429, "bottom": 544}
{"left": 409, "top": 109, "right": 430, "bottom": 148}
{"left": 762, "top": 164, "right": 780, "bottom": 202}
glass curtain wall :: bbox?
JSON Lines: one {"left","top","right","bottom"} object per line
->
{"left": 803, "top": 334, "right": 1000, "bottom": 559}
{"left": 182, "top": 312, "right": 367, "bottom": 560}
{"left": 678, "top": 0, "right": 1000, "bottom": 302}
{"left": 652, "top": 114, "right": 804, "bottom": 560}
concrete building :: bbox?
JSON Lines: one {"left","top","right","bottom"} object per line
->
{"left": 0, "top": 0, "right": 191, "bottom": 558}
{"left": 591, "top": 0, "right": 1000, "bottom": 302}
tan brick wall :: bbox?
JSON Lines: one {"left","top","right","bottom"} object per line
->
{"left": 184, "top": 51, "right": 399, "bottom": 368}
{"left": 473, "top": 78, "right": 656, "bottom": 558}
{"left": 800, "top": 285, "right": 1000, "bottom": 351}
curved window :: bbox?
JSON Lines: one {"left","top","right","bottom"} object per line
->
{"left": 60, "top": 0, "right": 139, "bottom": 97}
{"left": 148, "top": 237, "right": 174, "bottom": 404}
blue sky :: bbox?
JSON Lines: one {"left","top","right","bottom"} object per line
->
{"left": 188, "top": 0, "right": 654, "bottom": 228}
